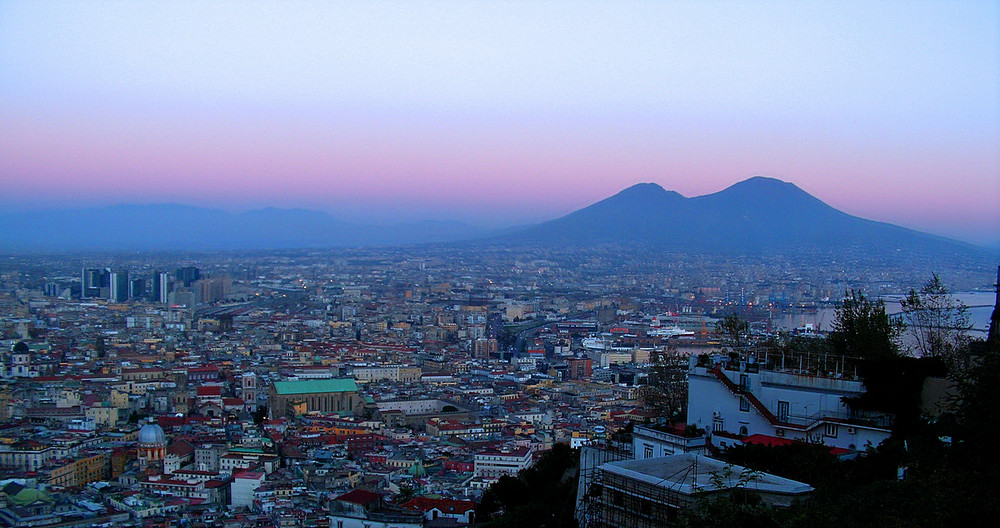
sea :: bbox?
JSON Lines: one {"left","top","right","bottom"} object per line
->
{"left": 772, "top": 291, "right": 996, "bottom": 338}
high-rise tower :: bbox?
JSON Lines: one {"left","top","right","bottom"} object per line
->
{"left": 109, "top": 271, "right": 129, "bottom": 302}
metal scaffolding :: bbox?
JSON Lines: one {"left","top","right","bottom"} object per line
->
{"left": 579, "top": 455, "right": 703, "bottom": 528}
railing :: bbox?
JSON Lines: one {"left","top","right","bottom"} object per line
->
{"left": 709, "top": 367, "right": 779, "bottom": 424}
{"left": 633, "top": 425, "right": 706, "bottom": 449}
{"left": 707, "top": 366, "right": 892, "bottom": 431}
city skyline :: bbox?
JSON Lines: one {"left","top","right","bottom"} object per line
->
{"left": 1, "top": 1, "right": 998, "bottom": 246}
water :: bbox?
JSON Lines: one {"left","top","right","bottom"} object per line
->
{"left": 772, "top": 291, "right": 995, "bottom": 336}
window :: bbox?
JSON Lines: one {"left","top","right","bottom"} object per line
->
{"left": 643, "top": 444, "right": 653, "bottom": 459}
{"left": 739, "top": 425, "right": 749, "bottom": 436}
{"left": 739, "top": 374, "right": 749, "bottom": 391}
{"left": 777, "top": 401, "right": 789, "bottom": 422}
{"left": 824, "top": 423, "right": 838, "bottom": 438}
{"left": 613, "top": 490, "right": 624, "bottom": 506}
{"left": 713, "top": 417, "right": 724, "bottom": 433}
{"left": 739, "top": 397, "right": 750, "bottom": 412}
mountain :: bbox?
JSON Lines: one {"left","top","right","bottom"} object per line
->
{"left": 505, "top": 183, "right": 688, "bottom": 244}
{"left": 499, "top": 176, "right": 992, "bottom": 256}
{"left": 1, "top": 177, "right": 991, "bottom": 257}
{"left": 0, "top": 204, "right": 491, "bottom": 251}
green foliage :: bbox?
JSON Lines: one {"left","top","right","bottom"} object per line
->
{"left": 609, "top": 421, "right": 633, "bottom": 444}
{"left": 397, "top": 482, "right": 418, "bottom": 502}
{"left": 703, "top": 430, "right": 997, "bottom": 527}
{"left": 845, "top": 356, "right": 946, "bottom": 434}
{"left": 716, "top": 313, "right": 750, "bottom": 350}
{"left": 702, "top": 343, "right": 1000, "bottom": 527}
{"left": 476, "top": 443, "right": 579, "bottom": 528}
{"left": 721, "top": 443, "right": 842, "bottom": 489}
{"left": 951, "top": 342, "right": 1000, "bottom": 471}
{"left": 497, "top": 326, "right": 516, "bottom": 350}
{"left": 827, "top": 290, "right": 946, "bottom": 435}
{"left": 683, "top": 423, "right": 706, "bottom": 438}
{"left": 679, "top": 463, "right": 779, "bottom": 528}
{"left": 828, "top": 290, "right": 903, "bottom": 361}
{"left": 641, "top": 343, "right": 688, "bottom": 422}
{"left": 901, "top": 273, "right": 973, "bottom": 375}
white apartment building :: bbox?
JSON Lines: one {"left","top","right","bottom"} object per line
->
{"left": 474, "top": 446, "right": 533, "bottom": 479}
{"left": 687, "top": 357, "right": 892, "bottom": 451}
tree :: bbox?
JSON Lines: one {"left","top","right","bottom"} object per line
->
{"left": 397, "top": 483, "right": 418, "bottom": 503}
{"left": 716, "top": 313, "right": 750, "bottom": 350}
{"left": 253, "top": 405, "right": 268, "bottom": 424}
{"left": 900, "top": 274, "right": 972, "bottom": 374}
{"left": 828, "top": 290, "right": 902, "bottom": 361}
{"left": 679, "top": 463, "right": 776, "bottom": 528}
{"left": 476, "top": 444, "right": 579, "bottom": 528}
{"left": 641, "top": 343, "right": 689, "bottom": 423}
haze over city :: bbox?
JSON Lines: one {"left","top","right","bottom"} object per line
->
{"left": 1, "top": 1, "right": 998, "bottom": 247}
{"left": 3, "top": 3, "right": 1000, "bottom": 528}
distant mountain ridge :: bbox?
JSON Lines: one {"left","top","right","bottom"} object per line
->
{"left": 498, "top": 176, "right": 992, "bottom": 256}
{"left": 0, "top": 177, "right": 992, "bottom": 257}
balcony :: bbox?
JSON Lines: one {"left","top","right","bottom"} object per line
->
{"left": 634, "top": 425, "right": 707, "bottom": 450}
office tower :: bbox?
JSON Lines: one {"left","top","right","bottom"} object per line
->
{"left": 152, "top": 271, "right": 170, "bottom": 303}
{"left": 44, "top": 282, "right": 61, "bottom": 297}
{"left": 129, "top": 278, "right": 146, "bottom": 300}
{"left": 175, "top": 266, "right": 200, "bottom": 287}
{"left": 81, "top": 267, "right": 111, "bottom": 299}
{"left": 109, "top": 271, "right": 129, "bottom": 302}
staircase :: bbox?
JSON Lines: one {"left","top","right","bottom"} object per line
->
{"left": 708, "top": 366, "right": 784, "bottom": 426}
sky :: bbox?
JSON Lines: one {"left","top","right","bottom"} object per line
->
{"left": 1, "top": 1, "right": 998, "bottom": 246}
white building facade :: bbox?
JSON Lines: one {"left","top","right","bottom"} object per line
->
{"left": 474, "top": 446, "right": 533, "bottom": 479}
{"left": 687, "top": 358, "right": 892, "bottom": 451}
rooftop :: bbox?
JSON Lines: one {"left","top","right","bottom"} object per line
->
{"left": 272, "top": 378, "right": 358, "bottom": 395}
{"left": 603, "top": 453, "right": 813, "bottom": 496}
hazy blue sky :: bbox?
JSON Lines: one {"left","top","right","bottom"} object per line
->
{"left": 1, "top": 1, "right": 998, "bottom": 245}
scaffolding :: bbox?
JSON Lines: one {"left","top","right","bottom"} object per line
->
{"left": 579, "top": 456, "right": 708, "bottom": 528}
{"left": 575, "top": 439, "right": 633, "bottom": 528}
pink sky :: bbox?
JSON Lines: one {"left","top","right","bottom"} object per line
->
{"left": 1, "top": 2, "right": 998, "bottom": 246}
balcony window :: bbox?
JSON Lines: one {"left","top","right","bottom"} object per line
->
{"left": 777, "top": 401, "right": 789, "bottom": 422}
{"left": 824, "top": 424, "right": 838, "bottom": 438}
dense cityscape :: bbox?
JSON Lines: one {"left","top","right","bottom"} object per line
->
{"left": 0, "top": 244, "right": 997, "bottom": 527}
{"left": 3, "top": 2, "right": 998, "bottom": 527}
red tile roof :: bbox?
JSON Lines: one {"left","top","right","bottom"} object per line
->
{"left": 336, "top": 489, "right": 383, "bottom": 507}
{"left": 742, "top": 434, "right": 852, "bottom": 456}
{"left": 197, "top": 386, "right": 223, "bottom": 396}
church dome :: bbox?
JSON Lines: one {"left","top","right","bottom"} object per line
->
{"left": 137, "top": 423, "right": 166, "bottom": 445}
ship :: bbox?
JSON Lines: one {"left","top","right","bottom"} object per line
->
{"left": 648, "top": 325, "right": 696, "bottom": 338}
